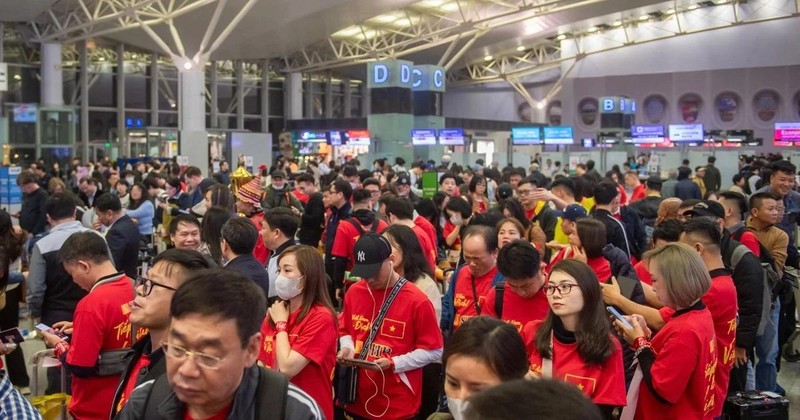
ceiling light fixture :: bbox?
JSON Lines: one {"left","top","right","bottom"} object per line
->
{"left": 13, "top": 74, "right": 21, "bottom": 81}
{"left": 536, "top": 101, "right": 546, "bottom": 109}
{"left": 439, "top": 2, "right": 460, "bottom": 12}
{"left": 611, "top": 20, "right": 622, "bottom": 27}
{"left": 556, "top": 34, "right": 566, "bottom": 40}
{"left": 183, "top": 61, "right": 193, "bottom": 70}
{"left": 664, "top": 8, "right": 676, "bottom": 14}
{"left": 688, "top": 4, "right": 699, "bottom": 10}
{"left": 517, "top": 46, "right": 526, "bottom": 51}
{"left": 587, "top": 26, "right": 598, "bottom": 33}
{"left": 484, "top": 55, "right": 493, "bottom": 61}
{"left": 639, "top": 14, "right": 650, "bottom": 20}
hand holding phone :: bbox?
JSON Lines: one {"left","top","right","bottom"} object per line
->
{"left": 36, "top": 323, "right": 69, "bottom": 341}
{"left": 607, "top": 306, "right": 633, "bottom": 329}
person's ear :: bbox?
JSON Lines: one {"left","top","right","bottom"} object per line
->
{"left": 244, "top": 333, "right": 261, "bottom": 366}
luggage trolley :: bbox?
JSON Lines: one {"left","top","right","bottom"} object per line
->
{"left": 30, "top": 349, "right": 70, "bottom": 420}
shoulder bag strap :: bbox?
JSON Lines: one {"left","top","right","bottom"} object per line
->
{"left": 357, "top": 277, "right": 409, "bottom": 359}
{"left": 370, "top": 216, "right": 381, "bottom": 233}
{"left": 494, "top": 282, "right": 505, "bottom": 318}
{"left": 345, "top": 218, "right": 366, "bottom": 236}
{"left": 256, "top": 366, "right": 289, "bottom": 420}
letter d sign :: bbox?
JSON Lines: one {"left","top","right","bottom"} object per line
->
{"left": 374, "top": 64, "right": 389, "bottom": 85}
{"left": 400, "top": 64, "right": 411, "bottom": 84}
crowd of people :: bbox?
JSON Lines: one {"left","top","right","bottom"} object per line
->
{"left": 0, "top": 150, "right": 797, "bottom": 419}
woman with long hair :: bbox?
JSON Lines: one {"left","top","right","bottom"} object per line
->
{"left": 428, "top": 316, "right": 529, "bottom": 420}
{"left": 655, "top": 197, "right": 682, "bottom": 226}
{"left": 204, "top": 184, "right": 236, "bottom": 214}
{"left": 614, "top": 243, "right": 717, "bottom": 419}
{"left": 382, "top": 225, "right": 441, "bottom": 320}
{"left": 198, "top": 206, "right": 232, "bottom": 265}
{"left": 125, "top": 182, "right": 155, "bottom": 238}
{"left": 0, "top": 210, "right": 29, "bottom": 390}
{"left": 522, "top": 259, "right": 626, "bottom": 417}
{"left": 259, "top": 245, "right": 337, "bottom": 420}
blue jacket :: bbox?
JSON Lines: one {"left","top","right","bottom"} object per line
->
{"left": 441, "top": 264, "right": 505, "bottom": 334}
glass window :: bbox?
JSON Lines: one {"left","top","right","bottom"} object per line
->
{"left": 269, "top": 90, "right": 284, "bottom": 118}
{"left": 243, "top": 87, "right": 261, "bottom": 115}
{"left": 89, "top": 73, "right": 117, "bottom": 107}
{"left": 678, "top": 93, "right": 703, "bottom": 123}
{"left": 312, "top": 93, "right": 325, "bottom": 118}
{"left": 4, "top": 66, "right": 41, "bottom": 104}
{"left": 244, "top": 118, "right": 262, "bottom": 132}
{"left": 753, "top": 90, "right": 780, "bottom": 122}
{"left": 332, "top": 95, "right": 344, "bottom": 118}
{"left": 158, "top": 112, "right": 179, "bottom": 127}
{"left": 87, "top": 111, "right": 116, "bottom": 141}
{"left": 41, "top": 111, "right": 74, "bottom": 145}
{"left": 63, "top": 70, "right": 79, "bottom": 105}
{"left": 125, "top": 75, "right": 150, "bottom": 109}
{"left": 350, "top": 96, "right": 362, "bottom": 117}
{"left": 158, "top": 79, "right": 178, "bottom": 110}
{"left": 217, "top": 85, "right": 236, "bottom": 114}
{"left": 40, "top": 147, "right": 75, "bottom": 167}
{"left": 8, "top": 114, "right": 36, "bottom": 145}
{"left": 8, "top": 147, "right": 36, "bottom": 167}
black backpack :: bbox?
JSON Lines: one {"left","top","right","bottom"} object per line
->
{"left": 142, "top": 366, "right": 288, "bottom": 420}
{"left": 345, "top": 217, "right": 380, "bottom": 235}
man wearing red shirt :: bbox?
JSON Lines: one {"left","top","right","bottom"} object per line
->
{"left": 384, "top": 197, "right": 437, "bottom": 273}
{"left": 625, "top": 171, "right": 646, "bottom": 203}
{"left": 41, "top": 232, "right": 137, "bottom": 420}
{"left": 337, "top": 233, "right": 443, "bottom": 420}
{"left": 110, "top": 249, "right": 211, "bottom": 417}
{"left": 442, "top": 225, "right": 502, "bottom": 331}
{"left": 331, "top": 189, "right": 388, "bottom": 291}
{"left": 483, "top": 240, "right": 548, "bottom": 332}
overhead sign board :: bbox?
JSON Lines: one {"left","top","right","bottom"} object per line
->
{"left": 511, "top": 127, "right": 541, "bottom": 145}
{"left": 411, "top": 129, "right": 437, "bottom": 146}
{"left": 628, "top": 125, "right": 665, "bottom": 144}
{"left": 438, "top": 128, "right": 464, "bottom": 146}
{"left": 543, "top": 126, "right": 574, "bottom": 145}
{"left": 775, "top": 122, "right": 800, "bottom": 146}
{"left": 668, "top": 123, "right": 704, "bottom": 142}
{"left": 367, "top": 60, "right": 445, "bottom": 91}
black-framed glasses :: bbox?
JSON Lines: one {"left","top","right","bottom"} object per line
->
{"left": 161, "top": 342, "right": 224, "bottom": 370}
{"left": 135, "top": 276, "right": 177, "bottom": 297}
{"left": 544, "top": 283, "right": 579, "bottom": 296}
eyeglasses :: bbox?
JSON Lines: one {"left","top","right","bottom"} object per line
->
{"left": 544, "top": 283, "right": 579, "bottom": 296}
{"left": 517, "top": 189, "right": 534, "bottom": 197}
{"left": 161, "top": 342, "right": 224, "bottom": 370}
{"left": 135, "top": 276, "right": 177, "bottom": 297}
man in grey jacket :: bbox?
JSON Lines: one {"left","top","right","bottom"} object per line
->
{"left": 116, "top": 269, "right": 322, "bottom": 420}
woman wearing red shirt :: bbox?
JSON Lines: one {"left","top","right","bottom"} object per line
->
{"left": 443, "top": 196, "right": 473, "bottom": 251}
{"left": 259, "top": 245, "right": 337, "bottom": 420}
{"left": 522, "top": 259, "right": 626, "bottom": 418}
{"left": 468, "top": 175, "right": 489, "bottom": 214}
{"left": 614, "top": 243, "right": 717, "bottom": 420}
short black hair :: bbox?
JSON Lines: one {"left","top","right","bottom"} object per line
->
{"left": 59, "top": 231, "right": 110, "bottom": 265}
{"left": 652, "top": 219, "right": 683, "bottom": 244}
{"left": 732, "top": 173, "right": 745, "bottom": 184}
{"left": 16, "top": 171, "right": 36, "bottom": 186}
{"left": 445, "top": 196, "right": 472, "bottom": 219}
{"left": 295, "top": 173, "right": 315, "bottom": 185}
{"left": 185, "top": 166, "right": 202, "bottom": 177}
{"left": 169, "top": 214, "right": 200, "bottom": 236}
{"left": 342, "top": 165, "right": 358, "bottom": 178}
{"left": 263, "top": 207, "right": 299, "bottom": 238}
{"left": 463, "top": 224, "right": 499, "bottom": 253}
{"left": 384, "top": 196, "right": 414, "bottom": 220}
{"left": 221, "top": 217, "right": 259, "bottom": 255}
{"left": 768, "top": 160, "right": 796, "bottom": 178}
{"left": 439, "top": 172, "right": 457, "bottom": 185}
{"left": 331, "top": 179, "right": 353, "bottom": 201}
{"left": 749, "top": 191, "right": 782, "bottom": 211}
{"left": 166, "top": 176, "right": 182, "bottom": 190}
{"left": 395, "top": 157, "right": 406, "bottom": 166}
{"left": 718, "top": 191, "right": 747, "bottom": 220}
{"left": 517, "top": 176, "right": 538, "bottom": 189}
{"left": 362, "top": 178, "right": 380, "bottom": 189}
{"left": 171, "top": 269, "right": 266, "bottom": 347}
{"left": 465, "top": 379, "right": 603, "bottom": 420}
{"left": 497, "top": 240, "right": 541, "bottom": 280}
{"left": 94, "top": 193, "right": 122, "bottom": 212}
{"left": 352, "top": 188, "right": 372, "bottom": 204}
{"left": 152, "top": 248, "right": 214, "bottom": 280}
{"left": 593, "top": 181, "right": 619, "bottom": 205}
{"left": 682, "top": 217, "right": 722, "bottom": 248}
{"left": 549, "top": 178, "right": 575, "bottom": 198}
{"left": 46, "top": 193, "right": 77, "bottom": 220}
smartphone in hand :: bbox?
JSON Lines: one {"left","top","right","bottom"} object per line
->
{"left": 607, "top": 306, "right": 633, "bottom": 329}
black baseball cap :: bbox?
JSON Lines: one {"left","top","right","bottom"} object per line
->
{"left": 686, "top": 200, "right": 725, "bottom": 219}
{"left": 350, "top": 233, "right": 392, "bottom": 279}
{"left": 395, "top": 173, "right": 411, "bottom": 186}
{"left": 556, "top": 204, "right": 588, "bottom": 222}
{"left": 497, "top": 183, "right": 514, "bottom": 200}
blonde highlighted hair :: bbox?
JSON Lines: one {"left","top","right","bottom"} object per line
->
{"left": 644, "top": 242, "right": 710, "bottom": 309}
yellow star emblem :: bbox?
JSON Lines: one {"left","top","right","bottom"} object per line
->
{"left": 390, "top": 325, "right": 396, "bottom": 332}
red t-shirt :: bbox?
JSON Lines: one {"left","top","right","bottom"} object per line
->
{"left": 413, "top": 216, "right": 437, "bottom": 254}
{"left": 634, "top": 260, "right": 652, "bottom": 286}
{"left": 331, "top": 218, "right": 389, "bottom": 270}
{"left": 338, "top": 280, "right": 443, "bottom": 419}
{"left": 629, "top": 185, "right": 646, "bottom": 203}
{"left": 546, "top": 247, "right": 568, "bottom": 274}
{"left": 293, "top": 189, "right": 309, "bottom": 205}
{"left": 259, "top": 305, "right": 337, "bottom": 420}
{"left": 482, "top": 286, "right": 549, "bottom": 332}
{"left": 659, "top": 270, "right": 737, "bottom": 417}
{"left": 184, "top": 403, "right": 232, "bottom": 420}
{"left": 249, "top": 212, "right": 269, "bottom": 265}
{"left": 443, "top": 220, "right": 460, "bottom": 248}
{"left": 452, "top": 266, "right": 498, "bottom": 329}
{"left": 411, "top": 225, "right": 437, "bottom": 273}
{"left": 67, "top": 275, "right": 137, "bottom": 420}
{"left": 636, "top": 306, "right": 717, "bottom": 419}
{"left": 587, "top": 257, "right": 612, "bottom": 283}
{"left": 737, "top": 230, "right": 762, "bottom": 257}
{"left": 521, "top": 321, "right": 627, "bottom": 406}
{"left": 116, "top": 351, "right": 151, "bottom": 414}
{"left": 617, "top": 184, "right": 628, "bottom": 206}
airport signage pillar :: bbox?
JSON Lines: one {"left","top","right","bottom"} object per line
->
{"left": 41, "top": 43, "right": 63, "bottom": 106}
{"left": 367, "top": 60, "right": 415, "bottom": 161}
{"left": 179, "top": 66, "right": 208, "bottom": 175}
{"left": 412, "top": 64, "right": 446, "bottom": 162}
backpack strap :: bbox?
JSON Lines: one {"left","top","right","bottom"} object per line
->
{"left": 143, "top": 375, "right": 172, "bottom": 419}
{"left": 369, "top": 216, "right": 381, "bottom": 233}
{"left": 255, "top": 366, "right": 289, "bottom": 420}
{"left": 731, "top": 244, "right": 750, "bottom": 271}
{"left": 494, "top": 282, "right": 506, "bottom": 318}
{"left": 345, "top": 218, "right": 366, "bottom": 236}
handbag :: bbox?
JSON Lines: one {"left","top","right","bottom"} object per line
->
{"left": 96, "top": 348, "right": 136, "bottom": 376}
{"left": 335, "top": 277, "right": 408, "bottom": 406}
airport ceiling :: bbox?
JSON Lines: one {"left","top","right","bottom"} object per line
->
{"left": 2, "top": 0, "right": 798, "bottom": 85}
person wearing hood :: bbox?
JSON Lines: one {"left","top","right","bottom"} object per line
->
{"left": 262, "top": 170, "right": 304, "bottom": 215}
{"left": 330, "top": 189, "right": 388, "bottom": 300}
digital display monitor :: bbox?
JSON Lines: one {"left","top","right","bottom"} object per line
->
{"left": 13, "top": 104, "right": 37, "bottom": 123}
{"left": 668, "top": 124, "right": 704, "bottom": 142}
{"left": 774, "top": 122, "right": 800, "bottom": 146}
{"left": 329, "top": 131, "right": 343, "bottom": 146}
{"left": 543, "top": 126, "right": 574, "bottom": 145}
{"left": 628, "top": 125, "right": 665, "bottom": 144}
{"left": 411, "top": 129, "right": 437, "bottom": 146}
{"left": 346, "top": 130, "right": 371, "bottom": 146}
{"left": 582, "top": 138, "right": 596, "bottom": 148}
{"left": 297, "top": 131, "right": 328, "bottom": 143}
{"left": 438, "top": 129, "right": 465, "bottom": 146}
{"left": 511, "top": 127, "right": 541, "bottom": 145}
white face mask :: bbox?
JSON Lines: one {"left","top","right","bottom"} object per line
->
{"left": 349, "top": 182, "right": 359, "bottom": 190}
{"left": 450, "top": 215, "right": 463, "bottom": 226}
{"left": 273, "top": 183, "right": 285, "bottom": 190}
{"left": 275, "top": 274, "right": 303, "bottom": 300}
{"left": 447, "top": 397, "right": 470, "bottom": 420}
{"left": 126, "top": 177, "right": 135, "bottom": 185}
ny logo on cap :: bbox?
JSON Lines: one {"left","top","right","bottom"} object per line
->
{"left": 357, "top": 251, "right": 366, "bottom": 262}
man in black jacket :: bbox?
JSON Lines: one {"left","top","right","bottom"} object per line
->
{"left": 110, "top": 249, "right": 211, "bottom": 417}
{"left": 78, "top": 176, "right": 107, "bottom": 208}
{"left": 295, "top": 174, "right": 324, "bottom": 247}
{"left": 222, "top": 217, "right": 270, "bottom": 300}
{"left": 94, "top": 194, "right": 141, "bottom": 278}
{"left": 592, "top": 181, "right": 635, "bottom": 260}
{"left": 323, "top": 180, "right": 352, "bottom": 302}
{"left": 16, "top": 170, "right": 49, "bottom": 235}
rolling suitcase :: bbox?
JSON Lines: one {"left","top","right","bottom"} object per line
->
{"left": 30, "top": 349, "right": 70, "bottom": 420}
{"left": 723, "top": 391, "right": 789, "bottom": 420}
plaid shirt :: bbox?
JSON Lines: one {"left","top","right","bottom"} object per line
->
{"left": 0, "top": 371, "right": 41, "bottom": 419}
